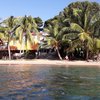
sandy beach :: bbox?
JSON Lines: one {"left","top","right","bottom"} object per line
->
{"left": 0, "top": 59, "right": 100, "bottom": 67}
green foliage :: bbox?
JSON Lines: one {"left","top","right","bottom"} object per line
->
{"left": 34, "top": 17, "right": 43, "bottom": 27}
{"left": 15, "top": 15, "right": 39, "bottom": 47}
{"left": 44, "top": 1, "right": 100, "bottom": 60}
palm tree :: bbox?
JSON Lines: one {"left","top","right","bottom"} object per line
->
{"left": 44, "top": 19, "right": 71, "bottom": 60}
{"left": 15, "top": 15, "right": 39, "bottom": 54}
{"left": 1, "top": 16, "right": 19, "bottom": 59}
{"left": 57, "top": 1, "right": 100, "bottom": 60}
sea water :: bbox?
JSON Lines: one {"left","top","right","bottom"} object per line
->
{"left": 0, "top": 64, "right": 100, "bottom": 100}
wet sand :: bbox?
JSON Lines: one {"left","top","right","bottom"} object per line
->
{"left": 0, "top": 59, "right": 100, "bottom": 67}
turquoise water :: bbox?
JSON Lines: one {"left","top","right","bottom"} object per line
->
{"left": 0, "top": 64, "right": 100, "bottom": 100}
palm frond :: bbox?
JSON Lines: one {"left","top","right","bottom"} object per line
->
{"left": 71, "top": 23, "right": 84, "bottom": 32}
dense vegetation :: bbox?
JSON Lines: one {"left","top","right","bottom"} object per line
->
{"left": 0, "top": 1, "right": 100, "bottom": 60}
{"left": 44, "top": 1, "right": 100, "bottom": 61}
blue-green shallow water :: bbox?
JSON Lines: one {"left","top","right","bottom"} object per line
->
{"left": 0, "top": 64, "right": 100, "bottom": 100}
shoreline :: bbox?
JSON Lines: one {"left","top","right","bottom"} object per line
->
{"left": 0, "top": 59, "right": 100, "bottom": 67}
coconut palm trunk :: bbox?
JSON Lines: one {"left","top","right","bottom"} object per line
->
{"left": 56, "top": 46, "right": 62, "bottom": 60}
{"left": 86, "top": 48, "right": 89, "bottom": 61}
{"left": 7, "top": 34, "right": 11, "bottom": 60}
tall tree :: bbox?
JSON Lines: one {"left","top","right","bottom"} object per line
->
{"left": 1, "top": 16, "right": 19, "bottom": 59}
{"left": 44, "top": 19, "right": 71, "bottom": 60}
{"left": 56, "top": 1, "right": 100, "bottom": 60}
{"left": 15, "top": 15, "right": 39, "bottom": 53}
{"left": 44, "top": 1, "right": 100, "bottom": 60}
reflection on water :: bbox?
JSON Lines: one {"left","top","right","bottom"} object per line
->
{"left": 0, "top": 64, "right": 100, "bottom": 100}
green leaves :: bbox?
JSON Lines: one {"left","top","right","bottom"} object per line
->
{"left": 71, "top": 23, "right": 84, "bottom": 33}
{"left": 95, "top": 39, "right": 100, "bottom": 49}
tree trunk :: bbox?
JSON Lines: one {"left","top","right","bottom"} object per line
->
{"left": 86, "top": 47, "right": 89, "bottom": 61}
{"left": 56, "top": 47, "right": 62, "bottom": 60}
{"left": 84, "top": 40, "right": 89, "bottom": 61}
{"left": 7, "top": 36, "right": 11, "bottom": 60}
{"left": 8, "top": 44, "right": 11, "bottom": 60}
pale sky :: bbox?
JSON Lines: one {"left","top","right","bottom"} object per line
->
{"left": 0, "top": 0, "right": 99, "bottom": 21}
